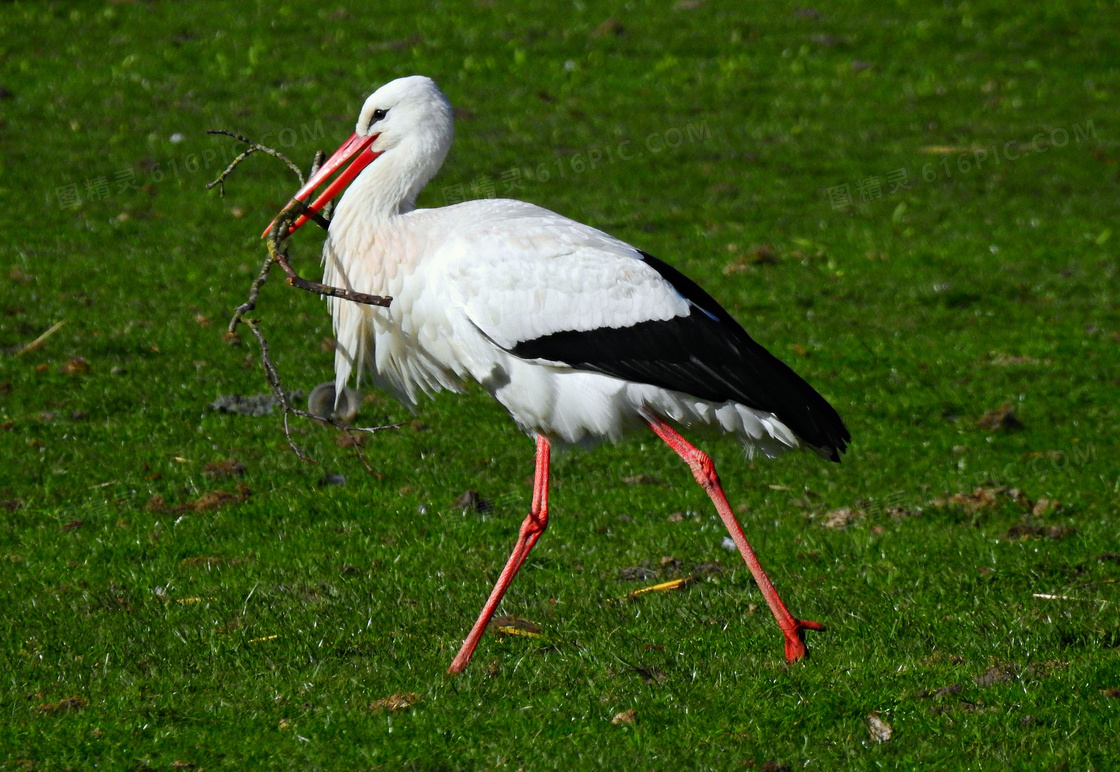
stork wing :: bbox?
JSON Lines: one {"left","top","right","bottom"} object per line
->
{"left": 437, "top": 205, "right": 849, "bottom": 459}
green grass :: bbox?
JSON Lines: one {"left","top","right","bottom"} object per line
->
{"left": 2, "top": 0, "right": 1119, "bottom": 768}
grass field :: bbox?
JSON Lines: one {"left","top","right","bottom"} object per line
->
{"left": 2, "top": 1, "right": 1119, "bottom": 769}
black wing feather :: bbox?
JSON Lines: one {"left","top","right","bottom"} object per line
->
{"left": 509, "top": 251, "right": 850, "bottom": 460}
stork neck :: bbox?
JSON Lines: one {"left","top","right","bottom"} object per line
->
{"left": 338, "top": 147, "right": 426, "bottom": 227}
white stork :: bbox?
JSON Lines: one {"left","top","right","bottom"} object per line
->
{"left": 265, "top": 76, "right": 850, "bottom": 674}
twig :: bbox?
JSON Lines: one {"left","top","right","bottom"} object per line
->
{"left": 275, "top": 246, "right": 393, "bottom": 306}
{"left": 308, "top": 149, "right": 325, "bottom": 179}
{"left": 205, "top": 130, "right": 330, "bottom": 230}
{"left": 226, "top": 254, "right": 274, "bottom": 336}
{"left": 207, "top": 129, "right": 399, "bottom": 468}
{"left": 205, "top": 130, "right": 306, "bottom": 195}
{"left": 1032, "top": 593, "right": 1112, "bottom": 605}
{"left": 14, "top": 319, "right": 66, "bottom": 357}
{"left": 223, "top": 202, "right": 325, "bottom": 337}
{"left": 205, "top": 130, "right": 392, "bottom": 326}
{"left": 244, "top": 318, "right": 400, "bottom": 474}
{"left": 262, "top": 197, "right": 392, "bottom": 308}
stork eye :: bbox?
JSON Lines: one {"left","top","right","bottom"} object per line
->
{"left": 369, "top": 108, "right": 388, "bottom": 129}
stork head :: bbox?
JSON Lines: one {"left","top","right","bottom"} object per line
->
{"left": 264, "top": 75, "right": 454, "bottom": 238}
{"left": 355, "top": 75, "right": 454, "bottom": 159}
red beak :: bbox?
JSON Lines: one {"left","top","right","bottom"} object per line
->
{"left": 262, "top": 132, "right": 381, "bottom": 239}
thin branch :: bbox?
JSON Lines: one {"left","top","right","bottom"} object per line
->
{"left": 227, "top": 254, "right": 274, "bottom": 336}
{"left": 245, "top": 318, "right": 401, "bottom": 473}
{"left": 277, "top": 255, "right": 393, "bottom": 307}
{"left": 245, "top": 316, "right": 312, "bottom": 462}
{"left": 14, "top": 319, "right": 67, "bottom": 357}
{"left": 262, "top": 197, "right": 393, "bottom": 308}
{"left": 206, "top": 129, "right": 393, "bottom": 317}
{"left": 309, "top": 149, "right": 326, "bottom": 179}
{"left": 205, "top": 129, "right": 306, "bottom": 195}
{"left": 206, "top": 130, "right": 400, "bottom": 469}
{"left": 223, "top": 200, "right": 341, "bottom": 338}
{"left": 205, "top": 131, "right": 330, "bottom": 229}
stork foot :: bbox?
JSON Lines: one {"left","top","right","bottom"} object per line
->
{"left": 783, "top": 618, "right": 827, "bottom": 663}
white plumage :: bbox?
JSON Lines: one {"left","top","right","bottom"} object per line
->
{"left": 327, "top": 196, "right": 798, "bottom": 453}
{"left": 270, "top": 75, "right": 849, "bottom": 674}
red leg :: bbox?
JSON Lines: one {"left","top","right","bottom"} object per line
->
{"left": 642, "top": 412, "right": 824, "bottom": 663}
{"left": 447, "top": 434, "right": 551, "bottom": 674}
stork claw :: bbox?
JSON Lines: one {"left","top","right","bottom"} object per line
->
{"left": 784, "top": 618, "right": 826, "bottom": 664}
